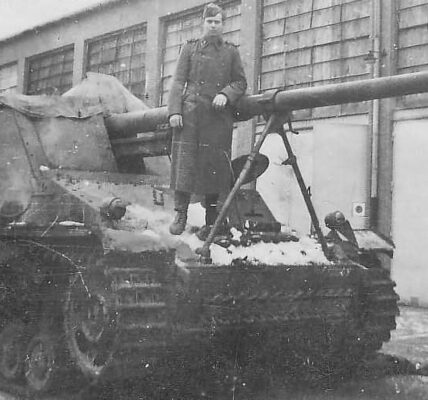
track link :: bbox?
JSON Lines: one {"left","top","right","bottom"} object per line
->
{"left": 357, "top": 268, "right": 400, "bottom": 353}
{"left": 103, "top": 251, "right": 175, "bottom": 376}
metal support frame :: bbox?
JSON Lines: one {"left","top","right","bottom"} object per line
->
{"left": 196, "top": 109, "right": 329, "bottom": 263}
{"left": 278, "top": 120, "right": 328, "bottom": 257}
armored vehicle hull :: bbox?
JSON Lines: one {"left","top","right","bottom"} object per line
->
{"left": 0, "top": 229, "right": 398, "bottom": 393}
{"left": 0, "top": 71, "right": 414, "bottom": 395}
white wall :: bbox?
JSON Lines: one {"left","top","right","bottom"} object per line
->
{"left": 392, "top": 119, "right": 428, "bottom": 306}
{"left": 312, "top": 122, "right": 371, "bottom": 232}
{"left": 257, "top": 116, "right": 370, "bottom": 236}
{"left": 257, "top": 131, "right": 314, "bottom": 235}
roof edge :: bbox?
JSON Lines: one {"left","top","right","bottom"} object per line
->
{"left": 0, "top": 0, "right": 129, "bottom": 44}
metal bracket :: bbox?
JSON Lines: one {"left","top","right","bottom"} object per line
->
{"left": 257, "top": 89, "right": 281, "bottom": 115}
{"left": 258, "top": 89, "right": 281, "bottom": 105}
{"left": 287, "top": 118, "right": 299, "bottom": 135}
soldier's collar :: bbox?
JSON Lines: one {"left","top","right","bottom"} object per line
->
{"left": 201, "top": 35, "right": 223, "bottom": 48}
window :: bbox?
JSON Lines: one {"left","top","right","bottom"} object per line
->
{"left": 86, "top": 24, "right": 147, "bottom": 100}
{"left": 26, "top": 45, "right": 74, "bottom": 95}
{"left": 260, "top": 0, "right": 372, "bottom": 118}
{"left": 160, "top": 1, "right": 241, "bottom": 105}
{"left": 396, "top": 0, "right": 428, "bottom": 108}
{"left": 0, "top": 62, "right": 18, "bottom": 94}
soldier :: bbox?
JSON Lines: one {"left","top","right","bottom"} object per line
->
{"left": 168, "top": 2, "right": 247, "bottom": 237}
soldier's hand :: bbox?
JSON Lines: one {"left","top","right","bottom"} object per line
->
{"left": 212, "top": 94, "right": 228, "bottom": 111}
{"left": 169, "top": 114, "right": 183, "bottom": 129}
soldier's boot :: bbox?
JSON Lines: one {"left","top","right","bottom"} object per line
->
{"left": 169, "top": 191, "right": 190, "bottom": 235}
{"left": 196, "top": 194, "right": 219, "bottom": 241}
{"left": 170, "top": 210, "right": 188, "bottom": 235}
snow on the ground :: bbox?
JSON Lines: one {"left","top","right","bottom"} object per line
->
{"left": 106, "top": 202, "right": 329, "bottom": 265}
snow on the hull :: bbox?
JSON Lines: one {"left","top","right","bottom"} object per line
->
{"left": 106, "top": 202, "right": 329, "bottom": 266}
{"left": 178, "top": 232, "right": 329, "bottom": 266}
{"left": 104, "top": 203, "right": 177, "bottom": 252}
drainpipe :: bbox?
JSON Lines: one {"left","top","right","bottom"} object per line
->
{"left": 368, "top": 0, "right": 381, "bottom": 227}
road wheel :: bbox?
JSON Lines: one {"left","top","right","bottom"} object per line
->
{"left": 64, "top": 279, "right": 116, "bottom": 380}
{"left": 24, "top": 333, "right": 58, "bottom": 393}
{"left": 0, "top": 321, "right": 26, "bottom": 380}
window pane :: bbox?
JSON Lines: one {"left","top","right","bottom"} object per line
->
{"left": 26, "top": 46, "right": 74, "bottom": 95}
{"left": 86, "top": 24, "right": 147, "bottom": 99}
{"left": 260, "top": 0, "right": 371, "bottom": 118}
{"left": 0, "top": 63, "right": 18, "bottom": 93}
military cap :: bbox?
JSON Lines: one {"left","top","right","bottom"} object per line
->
{"left": 203, "top": 3, "right": 226, "bottom": 20}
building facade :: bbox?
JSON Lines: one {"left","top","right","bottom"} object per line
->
{"left": 1, "top": 0, "right": 428, "bottom": 305}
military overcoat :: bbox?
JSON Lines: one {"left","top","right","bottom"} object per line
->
{"left": 167, "top": 36, "right": 247, "bottom": 194}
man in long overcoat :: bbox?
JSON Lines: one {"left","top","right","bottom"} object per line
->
{"left": 167, "top": 3, "right": 247, "bottom": 236}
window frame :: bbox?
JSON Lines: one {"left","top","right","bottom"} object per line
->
{"left": 0, "top": 61, "right": 18, "bottom": 94}
{"left": 83, "top": 22, "right": 148, "bottom": 100}
{"left": 25, "top": 44, "right": 74, "bottom": 95}
{"left": 159, "top": 0, "right": 242, "bottom": 106}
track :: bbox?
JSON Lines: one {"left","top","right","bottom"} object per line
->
{"left": 0, "top": 237, "right": 179, "bottom": 396}
{"left": 0, "top": 235, "right": 401, "bottom": 398}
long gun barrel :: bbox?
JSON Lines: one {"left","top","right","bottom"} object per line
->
{"left": 105, "top": 70, "right": 428, "bottom": 138}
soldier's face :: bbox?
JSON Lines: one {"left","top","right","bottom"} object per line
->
{"left": 202, "top": 14, "right": 223, "bottom": 37}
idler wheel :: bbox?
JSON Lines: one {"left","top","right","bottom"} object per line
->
{"left": 24, "top": 333, "right": 58, "bottom": 393}
{"left": 64, "top": 279, "right": 116, "bottom": 380}
{"left": 0, "top": 321, "right": 26, "bottom": 380}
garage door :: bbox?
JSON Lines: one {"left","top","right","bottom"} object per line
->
{"left": 392, "top": 120, "right": 428, "bottom": 306}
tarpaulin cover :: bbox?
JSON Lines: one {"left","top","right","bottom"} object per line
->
{"left": 63, "top": 72, "right": 150, "bottom": 114}
{"left": 0, "top": 72, "right": 149, "bottom": 119}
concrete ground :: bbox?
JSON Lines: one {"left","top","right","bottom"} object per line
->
{"left": 259, "top": 305, "right": 428, "bottom": 400}
{"left": 382, "top": 305, "right": 428, "bottom": 367}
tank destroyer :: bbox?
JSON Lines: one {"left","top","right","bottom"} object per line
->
{"left": 0, "top": 70, "right": 426, "bottom": 395}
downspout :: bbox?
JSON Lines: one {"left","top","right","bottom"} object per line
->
{"left": 369, "top": 0, "right": 381, "bottom": 227}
